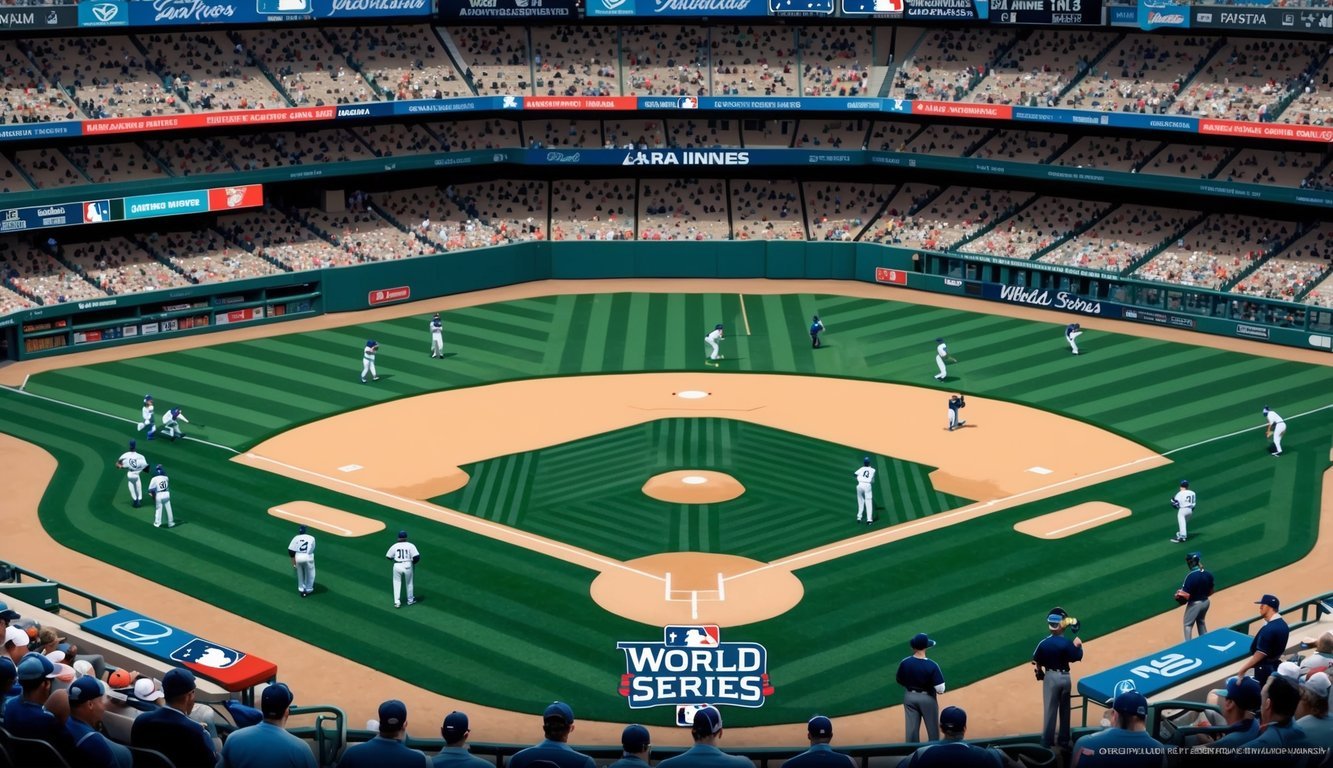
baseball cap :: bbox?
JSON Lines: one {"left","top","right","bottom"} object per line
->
{"left": 17, "top": 652, "right": 56, "bottom": 681}
{"left": 1047, "top": 613, "right": 1066, "bottom": 627}
{"left": 543, "top": 701, "right": 574, "bottom": 725}
{"left": 72, "top": 660, "right": 94, "bottom": 677}
{"left": 134, "top": 678, "right": 164, "bottom": 702}
{"left": 1112, "top": 690, "right": 1148, "bottom": 718}
{"left": 398, "top": 530, "right": 408, "bottom": 539}
{"left": 1303, "top": 672, "right": 1331, "bottom": 701}
{"left": 1214, "top": 676, "right": 1262, "bottom": 712}
{"left": 940, "top": 706, "right": 967, "bottom": 731}
{"left": 442, "top": 711, "right": 469, "bottom": 740}
{"left": 4, "top": 625, "right": 27, "bottom": 647}
{"left": 0, "top": 608, "right": 18, "bottom": 622}
{"left": 261, "top": 683, "right": 294, "bottom": 719}
{"left": 298, "top": 525, "right": 307, "bottom": 534}
{"left": 108, "top": 668, "right": 136, "bottom": 689}
{"left": 68, "top": 675, "right": 106, "bottom": 705}
{"left": 1180, "top": 480, "right": 1189, "bottom": 487}
{"left": 622, "top": 723, "right": 651, "bottom": 752}
{"left": 807, "top": 715, "right": 832, "bottom": 738}
{"left": 693, "top": 705, "right": 723, "bottom": 735}
{"left": 910, "top": 633, "right": 936, "bottom": 651}
{"left": 379, "top": 699, "right": 407, "bottom": 728}
{"left": 1255, "top": 594, "right": 1280, "bottom": 610}
{"left": 162, "top": 668, "right": 196, "bottom": 698}
{"left": 367, "top": 339, "right": 376, "bottom": 346}
{"left": 0, "top": 656, "right": 15, "bottom": 683}
{"left": 46, "top": 650, "right": 65, "bottom": 664}
{"left": 1277, "top": 661, "right": 1303, "bottom": 682}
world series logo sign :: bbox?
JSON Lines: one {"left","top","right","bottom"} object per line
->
{"left": 617, "top": 625, "right": 773, "bottom": 709}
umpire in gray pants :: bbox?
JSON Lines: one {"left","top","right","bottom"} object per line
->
{"left": 1031, "top": 608, "right": 1083, "bottom": 751}
{"left": 896, "top": 633, "right": 945, "bottom": 742}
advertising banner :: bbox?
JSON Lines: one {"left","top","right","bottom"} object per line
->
{"left": 841, "top": 0, "right": 905, "bottom": 15}
{"left": 83, "top": 106, "right": 336, "bottom": 136}
{"left": 984, "top": 283, "right": 1120, "bottom": 318}
{"left": 769, "top": 0, "right": 835, "bottom": 14}
{"left": 1190, "top": 5, "right": 1333, "bottom": 31}
{"left": 124, "top": 191, "right": 209, "bottom": 220}
{"left": 913, "top": 101, "right": 1013, "bottom": 120}
{"left": 586, "top": 0, "right": 769, "bottom": 16}
{"left": 83, "top": 609, "right": 277, "bottom": 691}
{"left": 990, "top": 0, "right": 1099, "bottom": 25}
{"left": 125, "top": 0, "right": 431, "bottom": 26}
{"left": 437, "top": 0, "right": 576, "bottom": 17}
{"left": 0, "top": 4, "right": 78, "bottom": 31}
{"left": 904, "top": 0, "right": 987, "bottom": 20}
{"left": 1198, "top": 119, "right": 1333, "bottom": 144}
{"left": 1137, "top": 0, "right": 1190, "bottom": 29}
{"left": 526, "top": 147, "right": 861, "bottom": 166}
{"left": 0, "top": 202, "right": 85, "bottom": 234}
{"left": 1078, "top": 629, "right": 1253, "bottom": 703}
{"left": 78, "top": 1, "right": 130, "bottom": 27}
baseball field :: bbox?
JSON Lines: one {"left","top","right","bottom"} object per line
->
{"left": 0, "top": 278, "right": 1329, "bottom": 742}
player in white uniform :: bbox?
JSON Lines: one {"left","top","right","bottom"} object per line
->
{"left": 933, "top": 338, "right": 957, "bottom": 381}
{"left": 1170, "top": 480, "right": 1196, "bottom": 543}
{"left": 160, "top": 408, "right": 189, "bottom": 441}
{"left": 288, "top": 525, "right": 316, "bottom": 597}
{"left": 1065, "top": 323, "right": 1082, "bottom": 355}
{"left": 386, "top": 530, "right": 420, "bottom": 608}
{"left": 138, "top": 395, "right": 156, "bottom": 439}
{"left": 146, "top": 465, "right": 175, "bottom": 528}
{"left": 115, "top": 439, "right": 148, "bottom": 508}
{"left": 705, "top": 324, "right": 724, "bottom": 364}
{"left": 1263, "top": 406, "right": 1286, "bottom": 456}
{"left": 855, "top": 457, "right": 876, "bottom": 525}
{"left": 361, "top": 340, "right": 379, "bottom": 383}
{"left": 429, "top": 314, "right": 444, "bottom": 359}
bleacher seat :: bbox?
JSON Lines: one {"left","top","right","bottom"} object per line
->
{"left": 0, "top": 728, "right": 70, "bottom": 768}
{"left": 129, "top": 745, "right": 177, "bottom": 768}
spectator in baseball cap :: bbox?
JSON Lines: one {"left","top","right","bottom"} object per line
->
{"left": 781, "top": 715, "right": 854, "bottom": 768}
{"left": 1235, "top": 594, "right": 1290, "bottom": 685}
{"left": 130, "top": 667, "right": 217, "bottom": 768}
{"left": 902, "top": 706, "right": 1008, "bottom": 767}
{"left": 1243, "top": 675, "right": 1315, "bottom": 758}
{"left": 3, "top": 624, "right": 28, "bottom": 665}
{"left": 0, "top": 599, "right": 19, "bottom": 627}
{"left": 338, "top": 699, "right": 429, "bottom": 768}
{"left": 4, "top": 652, "right": 67, "bottom": 747}
{"left": 66, "top": 675, "right": 130, "bottom": 768}
{"left": 1296, "top": 672, "right": 1332, "bottom": 747}
{"left": 657, "top": 706, "right": 752, "bottom": 768}
{"left": 1068, "top": 690, "right": 1164, "bottom": 767}
{"left": 607, "top": 724, "right": 652, "bottom": 768}
{"left": 435, "top": 711, "right": 491, "bottom": 768}
{"left": 0, "top": 656, "right": 16, "bottom": 700}
{"left": 1199, "top": 676, "right": 1264, "bottom": 749}
{"left": 508, "top": 701, "right": 595, "bottom": 768}
{"left": 219, "top": 682, "right": 315, "bottom": 768}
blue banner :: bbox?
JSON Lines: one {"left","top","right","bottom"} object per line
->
{"left": 1078, "top": 629, "right": 1253, "bottom": 703}
{"left": 587, "top": 0, "right": 768, "bottom": 16}
{"left": 79, "top": 1, "right": 129, "bottom": 26}
{"left": 769, "top": 0, "right": 835, "bottom": 13}
{"left": 905, "top": 0, "right": 987, "bottom": 19}
{"left": 1108, "top": 4, "right": 1135, "bottom": 23}
{"left": 525, "top": 147, "right": 862, "bottom": 166}
{"left": 983, "top": 282, "right": 1124, "bottom": 316}
{"left": 1010, "top": 106, "right": 1199, "bottom": 133}
{"left": 1137, "top": 0, "right": 1190, "bottom": 29}
{"left": 82, "top": 609, "right": 277, "bottom": 691}
{"left": 123, "top": 0, "right": 430, "bottom": 27}
{"left": 124, "top": 190, "right": 208, "bottom": 219}
{"left": 0, "top": 202, "right": 85, "bottom": 233}
{"left": 437, "top": 0, "right": 575, "bottom": 17}
{"left": 0, "top": 122, "right": 82, "bottom": 142}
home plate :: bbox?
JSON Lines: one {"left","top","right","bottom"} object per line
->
{"left": 1027, "top": 466, "right": 1053, "bottom": 475}
{"left": 338, "top": 464, "right": 363, "bottom": 473}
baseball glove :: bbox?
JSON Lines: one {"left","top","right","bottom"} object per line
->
{"left": 1175, "top": 589, "right": 1191, "bottom": 605}
{"left": 1170, "top": 498, "right": 1180, "bottom": 509}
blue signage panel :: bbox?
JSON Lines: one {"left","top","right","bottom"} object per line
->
{"left": 586, "top": 0, "right": 768, "bottom": 16}
{"left": 1137, "top": 0, "right": 1191, "bottom": 29}
{"left": 0, "top": 202, "right": 84, "bottom": 233}
{"left": 437, "top": 0, "right": 576, "bottom": 18}
{"left": 905, "top": 0, "right": 987, "bottom": 19}
{"left": 78, "top": 0, "right": 129, "bottom": 26}
{"left": 124, "top": 190, "right": 209, "bottom": 220}
{"left": 769, "top": 0, "right": 835, "bottom": 13}
{"left": 1078, "top": 629, "right": 1254, "bottom": 703}
{"left": 525, "top": 148, "right": 862, "bottom": 166}
{"left": 125, "top": 0, "right": 430, "bottom": 26}
{"left": 0, "top": 121, "right": 82, "bottom": 142}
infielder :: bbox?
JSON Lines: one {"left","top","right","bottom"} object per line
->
{"left": 160, "top": 408, "right": 189, "bottom": 441}
{"left": 947, "top": 393, "right": 966, "bottom": 431}
{"left": 386, "top": 530, "right": 419, "bottom": 608}
{"left": 705, "top": 324, "right": 724, "bottom": 364}
{"left": 809, "top": 315, "right": 825, "bottom": 349}
{"left": 115, "top": 439, "right": 148, "bottom": 508}
{"left": 361, "top": 339, "right": 380, "bottom": 383}
{"left": 288, "top": 525, "right": 316, "bottom": 597}
{"left": 1065, "top": 323, "right": 1082, "bottom": 355}
{"left": 146, "top": 465, "right": 174, "bottom": 528}
{"left": 138, "top": 395, "right": 156, "bottom": 439}
{"left": 429, "top": 314, "right": 444, "bottom": 359}
{"left": 933, "top": 338, "right": 956, "bottom": 381}
{"left": 1170, "top": 479, "right": 1196, "bottom": 543}
{"left": 1263, "top": 406, "right": 1286, "bottom": 456}
{"left": 854, "top": 457, "right": 875, "bottom": 525}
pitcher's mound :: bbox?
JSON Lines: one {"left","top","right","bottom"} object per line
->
{"left": 642, "top": 471, "right": 745, "bottom": 504}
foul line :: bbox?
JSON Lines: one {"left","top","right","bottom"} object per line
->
{"left": 3, "top": 386, "right": 239, "bottom": 454}
{"left": 1044, "top": 509, "right": 1127, "bottom": 538}
{"left": 272, "top": 507, "right": 354, "bottom": 536}
{"left": 244, "top": 451, "right": 665, "bottom": 583}
{"left": 739, "top": 293, "right": 751, "bottom": 336}
{"left": 1159, "top": 402, "right": 1333, "bottom": 457}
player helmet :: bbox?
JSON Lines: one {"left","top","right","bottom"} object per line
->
{"left": 1262, "top": 406, "right": 1270, "bottom": 414}
{"left": 398, "top": 530, "right": 408, "bottom": 539}
{"left": 144, "top": 395, "right": 152, "bottom": 403}
{"left": 936, "top": 337, "right": 944, "bottom": 343}
{"left": 1180, "top": 480, "right": 1189, "bottom": 488}
{"left": 714, "top": 324, "right": 723, "bottom": 330}
{"left": 129, "top": 439, "right": 136, "bottom": 450}
{"left": 172, "top": 408, "right": 181, "bottom": 417}
{"left": 367, "top": 339, "right": 376, "bottom": 347}
{"left": 298, "top": 525, "right": 307, "bottom": 534}
{"left": 154, "top": 465, "right": 164, "bottom": 475}
{"left": 863, "top": 456, "right": 871, "bottom": 466}
{"left": 1186, "top": 552, "right": 1202, "bottom": 569}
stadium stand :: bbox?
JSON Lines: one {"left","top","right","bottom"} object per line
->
{"left": 621, "top": 25, "right": 709, "bottom": 96}
{"left": 62, "top": 236, "right": 191, "bottom": 294}
{"left": 666, "top": 118, "right": 741, "bottom": 148}
{"left": 1230, "top": 222, "right": 1333, "bottom": 302}
{"left": 431, "top": 118, "right": 524, "bottom": 150}
{"left": 216, "top": 208, "right": 343, "bottom": 271}
{"left": 550, "top": 179, "right": 636, "bottom": 241}
{"left": 1217, "top": 149, "right": 1324, "bottom": 188}
{"left": 887, "top": 28, "right": 1017, "bottom": 102}
{"left": 741, "top": 118, "right": 796, "bottom": 147}
{"left": 0, "top": 40, "right": 80, "bottom": 124}
{"left": 731, "top": 179, "right": 804, "bottom": 240}
{"left": 868, "top": 119, "right": 923, "bottom": 151}
{"left": 869, "top": 186, "right": 1027, "bottom": 251}
{"left": 530, "top": 25, "right": 621, "bottom": 98}
{"left": 21, "top": 35, "right": 188, "bottom": 120}
{"left": 796, "top": 25, "right": 872, "bottom": 98}
{"left": 323, "top": 25, "right": 472, "bottom": 101}
{"left": 1039, "top": 204, "right": 1196, "bottom": 272}
{"left": 143, "top": 228, "right": 287, "bottom": 284}
{"left": 1174, "top": 39, "right": 1321, "bottom": 122}
{"left": 1060, "top": 34, "right": 1215, "bottom": 114}
{"left": 971, "top": 30, "right": 1116, "bottom": 108}
{"left": 969, "top": 129, "right": 1066, "bottom": 163}
{"left": 13, "top": 146, "right": 88, "bottom": 188}
{"left": 902, "top": 124, "right": 987, "bottom": 156}
{"left": 1052, "top": 136, "right": 1159, "bottom": 172}
{"left": 960, "top": 196, "right": 1111, "bottom": 259}
{"left": 0, "top": 152, "right": 35, "bottom": 193}
{"left": 63, "top": 142, "right": 169, "bottom": 184}
{"left": 1138, "top": 143, "right": 1231, "bottom": 179}
{"left": 805, "top": 181, "right": 891, "bottom": 241}
{"left": 527, "top": 119, "right": 603, "bottom": 148}
{"left": 360, "top": 123, "right": 447, "bottom": 156}
{"left": 145, "top": 31, "right": 286, "bottom": 112}
{"left": 637, "top": 178, "right": 730, "bottom": 240}
{"left": 6, "top": 240, "right": 110, "bottom": 304}
{"left": 792, "top": 119, "right": 867, "bottom": 149}
{"left": 711, "top": 25, "right": 799, "bottom": 97}
{"left": 143, "top": 136, "right": 238, "bottom": 176}
{"left": 443, "top": 25, "right": 533, "bottom": 95}
{"left": 604, "top": 118, "right": 667, "bottom": 148}
{"left": 1133, "top": 214, "right": 1293, "bottom": 290}
{"left": 233, "top": 27, "right": 380, "bottom": 106}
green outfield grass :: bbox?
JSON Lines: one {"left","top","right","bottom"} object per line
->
{"left": 2, "top": 291, "right": 1329, "bottom": 725}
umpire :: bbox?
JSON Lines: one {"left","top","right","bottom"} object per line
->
{"left": 897, "top": 633, "right": 945, "bottom": 743}
{"left": 1177, "top": 552, "right": 1214, "bottom": 641}
{"left": 1032, "top": 607, "right": 1083, "bottom": 752}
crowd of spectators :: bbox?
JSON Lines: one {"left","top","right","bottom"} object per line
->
{"left": 236, "top": 28, "right": 379, "bottom": 107}
{"left": 711, "top": 26, "right": 799, "bottom": 98}
{"left": 1134, "top": 215, "right": 1292, "bottom": 290}
{"left": 14, "top": 146, "right": 87, "bottom": 188}
{"left": 0, "top": 40, "right": 79, "bottom": 125}
{"left": 1053, "top": 136, "right": 1157, "bottom": 172}
{"left": 971, "top": 31, "right": 1111, "bottom": 108}
{"left": 1138, "top": 143, "right": 1230, "bottom": 179}
{"left": 432, "top": 119, "right": 523, "bottom": 151}
{"left": 1218, "top": 149, "right": 1322, "bottom": 188}
{"left": 622, "top": 25, "right": 710, "bottom": 97}
{"left": 796, "top": 26, "right": 872, "bottom": 98}
{"left": 1230, "top": 223, "right": 1333, "bottom": 302}
{"left": 1061, "top": 34, "right": 1214, "bottom": 114}
{"left": 638, "top": 178, "right": 730, "bottom": 240}
{"left": 21, "top": 36, "right": 187, "bottom": 121}
{"left": 889, "top": 28, "right": 1015, "bottom": 103}
{"left": 1174, "top": 39, "right": 1319, "bottom": 122}
{"left": 325, "top": 25, "right": 472, "bottom": 102}
{"left": 1040, "top": 205, "right": 1194, "bottom": 272}
{"left": 146, "top": 31, "right": 284, "bottom": 113}
{"left": 530, "top": 25, "right": 621, "bottom": 98}
{"left": 550, "top": 179, "right": 636, "bottom": 241}
{"left": 144, "top": 228, "right": 285, "bottom": 284}
{"left": 446, "top": 25, "right": 532, "bottom": 95}
{"left": 0, "top": 153, "right": 34, "bottom": 193}
{"left": 667, "top": 118, "right": 741, "bottom": 148}
{"left": 970, "top": 129, "right": 1065, "bottom": 164}
{"left": 793, "top": 119, "right": 867, "bottom": 149}
{"left": 60, "top": 237, "right": 191, "bottom": 295}
{"left": 961, "top": 196, "right": 1110, "bottom": 260}
{"left": 869, "top": 186, "right": 1027, "bottom": 251}
{"left": 63, "top": 143, "right": 167, "bottom": 184}
{"left": 527, "top": 119, "right": 604, "bottom": 149}
{"left": 731, "top": 180, "right": 804, "bottom": 241}
{"left": 806, "top": 182, "right": 889, "bottom": 241}
{"left": 901, "top": 124, "right": 987, "bottom": 156}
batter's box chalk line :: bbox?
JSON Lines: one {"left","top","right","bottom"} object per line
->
{"left": 663, "top": 573, "right": 727, "bottom": 602}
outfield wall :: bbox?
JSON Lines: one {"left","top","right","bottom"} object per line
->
{"left": 4, "top": 242, "right": 1328, "bottom": 359}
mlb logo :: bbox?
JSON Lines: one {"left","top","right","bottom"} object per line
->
{"left": 170, "top": 639, "right": 245, "bottom": 669}
{"left": 1113, "top": 679, "right": 1139, "bottom": 696}
{"left": 664, "top": 625, "right": 719, "bottom": 647}
{"left": 676, "top": 704, "right": 710, "bottom": 726}
{"left": 874, "top": 0, "right": 903, "bottom": 10}
{"left": 84, "top": 201, "right": 109, "bottom": 223}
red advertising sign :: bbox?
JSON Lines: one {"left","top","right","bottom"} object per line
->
{"left": 369, "top": 287, "right": 411, "bottom": 306}
{"left": 207, "top": 184, "right": 264, "bottom": 211}
{"left": 912, "top": 101, "right": 1013, "bottom": 120}
{"left": 523, "top": 96, "right": 639, "bottom": 110}
{"left": 1198, "top": 119, "right": 1333, "bottom": 144}
{"left": 82, "top": 107, "right": 337, "bottom": 136}
{"left": 875, "top": 267, "right": 908, "bottom": 285}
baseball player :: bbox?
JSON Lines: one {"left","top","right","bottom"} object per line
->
{"left": 854, "top": 457, "right": 875, "bottom": 525}
{"left": 705, "top": 324, "right": 724, "bottom": 364}
{"left": 1170, "top": 479, "right": 1196, "bottom": 543}
{"left": 429, "top": 314, "right": 444, "bottom": 359}
{"left": 159, "top": 408, "right": 189, "bottom": 441}
{"left": 288, "top": 524, "right": 316, "bottom": 597}
{"left": 947, "top": 393, "right": 966, "bottom": 431}
{"left": 146, "top": 465, "right": 174, "bottom": 528}
{"left": 138, "top": 395, "right": 156, "bottom": 439}
{"left": 1177, "top": 551, "right": 1214, "bottom": 641}
{"left": 115, "top": 439, "right": 148, "bottom": 508}
{"left": 1263, "top": 406, "right": 1286, "bottom": 456}
{"left": 1065, "top": 323, "right": 1082, "bottom": 355}
{"left": 361, "top": 339, "right": 380, "bottom": 383}
{"left": 933, "top": 338, "right": 956, "bottom": 381}
{"left": 809, "top": 315, "right": 825, "bottom": 349}
{"left": 386, "top": 530, "right": 419, "bottom": 608}
{"left": 1032, "top": 607, "right": 1082, "bottom": 751}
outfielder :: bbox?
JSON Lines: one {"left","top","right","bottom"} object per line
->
{"left": 386, "top": 530, "right": 419, "bottom": 608}
{"left": 146, "top": 465, "right": 174, "bottom": 528}
{"left": 809, "top": 315, "right": 825, "bottom": 349}
{"left": 429, "top": 314, "right": 444, "bottom": 359}
{"left": 705, "top": 324, "right": 724, "bottom": 364}
{"left": 288, "top": 525, "right": 316, "bottom": 597}
{"left": 854, "top": 457, "right": 875, "bottom": 525}
{"left": 1177, "top": 551, "right": 1214, "bottom": 641}
{"left": 1263, "top": 406, "right": 1286, "bottom": 456}
{"left": 361, "top": 339, "right": 380, "bottom": 383}
{"left": 1170, "top": 480, "right": 1196, "bottom": 543}
{"left": 933, "top": 338, "right": 956, "bottom": 381}
{"left": 1065, "top": 323, "right": 1082, "bottom": 355}
{"left": 160, "top": 408, "right": 189, "bottom": 441}
{"left": 115, "top": 439, "right": 148, "bottom": 508}
{"left": 138, "top": 395, "right": 156, "bottom": 438}
{"left": 947, "top": 394, "right": 966, "bottom": 431}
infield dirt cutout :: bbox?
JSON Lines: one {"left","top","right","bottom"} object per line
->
{"left": 236, "top": 372, "right": 1168, "bottom": 626}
